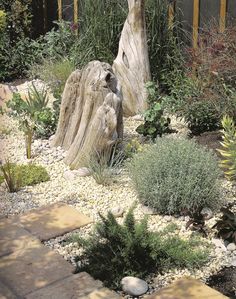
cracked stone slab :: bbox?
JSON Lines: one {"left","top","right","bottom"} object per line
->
{"left": 80, "top": 288, "right": 121, "bottom": 299}
{"left": 12, "top": 202, "right": 92, "bottom": 241}
{"left": 0, "top": 244, "right": 75, "bottom": 297}
{"left": 0, "top": 218, "right": 41, "bottom": 257}
{"left": 147, "top": 278, "right": 228, "bottom": 299}
{"left": 25, "top": 272, "right": 103, "bottom": 299}
{"left": 0, "top": 280, "right": 19, "bottom": 299}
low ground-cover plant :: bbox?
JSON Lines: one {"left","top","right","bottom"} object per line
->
{"left": 0, "top": 162, "right": 49, "bottom": 190}
{"left": 69, "top": 208, "right": 209, "bottom": 289}
{"left": 213, "top": 207, "right": 236, "bottom": 244}
{"left": 218, "top": 115, "right": 236, "bottom": 180}
{"left": 136, "top": 82, "right": 171, "bottom": 139}
{"left": 130, "top": 137, "right": 223, "bottom": 215}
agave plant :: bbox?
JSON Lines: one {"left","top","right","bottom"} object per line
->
{"left": 212, "top": 207, "right": 236, "bottom": 243}
{"left": 218, "top": 115, "right": 236, "bottom": 180}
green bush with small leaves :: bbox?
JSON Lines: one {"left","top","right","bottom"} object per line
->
{"left": 0, "top": 163, "right": 49, "bottom": 188}
{"left": 130, "top": 137, "right": 223, "bottom": 215}
{"left": 69, "top": 208, "right": 209, "bottom": 290}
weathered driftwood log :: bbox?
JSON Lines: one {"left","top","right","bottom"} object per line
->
{"left": 113, "top": 0, "right": 151, "bottom": 117}
{"left": 52, "top": 61, "right": 123, "bottom": 169}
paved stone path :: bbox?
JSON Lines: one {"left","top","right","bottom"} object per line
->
{"left": 0, "top": 203, "right": 229, "bottom": 299}
{"left": 0, "top": 203, "right": 119, "bottom": 299}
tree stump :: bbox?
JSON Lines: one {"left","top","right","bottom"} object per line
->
{"left": 52, "top": 61, "right": 123, "bottom": 169}
{"left": 113, "top": 0, "right": 151, "bottom": 117}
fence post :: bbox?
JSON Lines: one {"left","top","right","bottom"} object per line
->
{"left": 168, "top": 1, "right": 175, "bottom": 29}
{"left": 58, "top": 0, "right": 62, "bottom": 21}
{"left": 74, "top": 0, "right": 78, "bottom": 35}
{"left": 43, "top": 0, "right": 47, "bottom": 32}
{"left": 193, "top": 0, "right": 199, "bottom": 49}
{"left": 220, "top": 0, "right": 227, "bottom": 33}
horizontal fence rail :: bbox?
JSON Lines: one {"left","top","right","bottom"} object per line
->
{"left": 42, "top": 0, "right": 236, "bottom": 47}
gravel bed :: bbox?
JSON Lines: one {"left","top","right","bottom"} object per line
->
{"left": 1, "top": 112, "right": 236, "bottom": 297}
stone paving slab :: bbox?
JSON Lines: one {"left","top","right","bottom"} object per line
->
{"left": 0, "top": 243, "right": 75, "bottom": 297}
{"left": 25, "top": 272, "right": 103, "bottom": 299}
{"left": 147, "top": 277, "right": 229, "bottom": 299}
{"left": 13, "top": 202, "right": 92, "bottom": 241}
{"left": 0, "top": 218, "right": 41, "bottom": 257}
{"left": 80, "top": 288, "right": 121, "bottom": 299}
{"left": 0, "top": 280, "right": 19, "bottom": 299}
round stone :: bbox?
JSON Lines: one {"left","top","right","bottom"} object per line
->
{"left": 110, "top": 206, "right": 124, "bottom": 217}
{"left": 121, "top": 276, "right": 148, "bottom": 296}
{"left": 200, "top": 207, "right": 213, "bottom": 220}
{"left": 227, "top": 243, "right": 236, "bottom": 252}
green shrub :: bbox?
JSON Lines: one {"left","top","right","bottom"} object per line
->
{"left": 130, "top": 138, "right": 222, "bottom": 215}
{"left": 70, "top": 208, "right": 209, "bottom": 289}
{"left": 29, "top": 58, "right": 74, "bottom": 100}
{"left": 145, "top": 0, "right": 184, "bottom": 91}
{"left": 136, "top": 82, "right": 171, "bottom": 139}
{"left": 7, "top": 84, "right": 57, "bottom": 139}
{"left": 0, "top": 163, "right": 49, "bottom": 188}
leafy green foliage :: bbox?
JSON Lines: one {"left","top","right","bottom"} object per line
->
{"left": 136, "top": 82, "right": 171, "bottom": 139}
{"left": 7, "top": 84, "right": 57, "bottom": 139}
{"left": 0, "top": 160, "right": 21, "bottom": 192}
{"left": 145, "top": 0, "right": 184, "bottom": 91}
{"left": 130, "top": 137, "right": 223, "bottom": 215}
{"left": 0, "top": 162, "right": 49, "bottom": 190}
{"left": 0, "top": 10, "right": 6, "bottom": 31}
{"left": 218, "top": 115, "right": 236, "bottom": 180}
{"left": 29, "top": 58, "right": 74, "bottom": 101}
{"left": 213, "top": 208, "right": 236, "bottom": 243}
{"left": 70, "top": 208, "right": 209, "bottom": 289}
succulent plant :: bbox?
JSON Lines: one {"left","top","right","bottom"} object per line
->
{"left": 186, "top": 212, "right": 207, "bottom": 237}
{"left": 212, "top": 207, "right": 236, "bottom": 243}
{"left": 218, "top": 115, "right": 236, "bottom": 180}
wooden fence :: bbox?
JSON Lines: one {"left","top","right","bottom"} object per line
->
{"left": 42, "top": 0, "right": 236, "bottom": 46}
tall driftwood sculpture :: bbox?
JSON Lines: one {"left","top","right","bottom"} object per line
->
{"left": 113, "top": 0, "right": 151, "bottom": 117}
{"left": 52, "top": 61, "right": 123, "bottom": 169}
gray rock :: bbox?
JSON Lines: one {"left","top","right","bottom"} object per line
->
{"left": 230, "top": 258, "right": 236, "bottom": 267}
{"left": 76, "top": 167, "right": 91, "bottom": 177}
{"left": 200, "top": 207, "right": 213, "bottom": 220}
{"left": 142, "top": 206, "right": 157, "bottom": 215}
{"left": 212, "top": 238, "right": 227, "bottom": 251}
{"left": 111, "top": 206, "right": 124, "bottom": 217}
{"left": 121, "top": 276, "right": 148, "bottom": 296}
{"left": 63, "top": 170, "right": 76, "bottom": 181}
{"left": 227, "top": 243, "right": 236, "bottom": 252}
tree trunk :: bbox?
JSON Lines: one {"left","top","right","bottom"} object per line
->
{"left": 113, "top": 0, "right": 151, "bottom": 117}
{"left": 52, "top": 61, "right": 123, "bottom": 169}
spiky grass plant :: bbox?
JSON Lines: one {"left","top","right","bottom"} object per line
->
{"left": 0, "top": 160, "right": 21, "bottom": 193}
{"left": 218, "top": 115, "right": 236, "bottom": 180}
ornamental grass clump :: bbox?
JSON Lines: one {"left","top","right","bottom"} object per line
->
{"left": 130, "top": 138, "right": 223, "bottom": 215}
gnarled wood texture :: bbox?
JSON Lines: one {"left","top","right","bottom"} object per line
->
{"left": 113, "top": 0, "right": 150, "bottom": 116}
{"left": 52, "top": 61, "right": 123, "bottom": 169}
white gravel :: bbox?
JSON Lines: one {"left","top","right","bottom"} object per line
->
{"left": 0, "top": 112, "right": 236, "bottom": 296}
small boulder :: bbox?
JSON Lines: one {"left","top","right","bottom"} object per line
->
{"left": 227, "top": 243, "right": 236, "bottom": 252}
{"left": 212, "top": 238, "right": 227, "bottom": 251}
{"left": 200, "top": 207, "right": 213, "bottom": 220}
{"left": 63, "top": 170, "right": 76, "bottom": 181}
{"left": 76, "top": 167, "right": 91, "bottom": 177}
{"left": 121, "top": 276, "right": 148, "bottom": 296}
{"left": 142, "top": 206, "right": 157, "bottom": 215}
{"left": 111, "top": 206, "right": 124, "bottom": 218}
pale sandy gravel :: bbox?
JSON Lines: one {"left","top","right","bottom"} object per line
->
{"left": 0, "top": 112, "right": 235, "bottom": 292}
